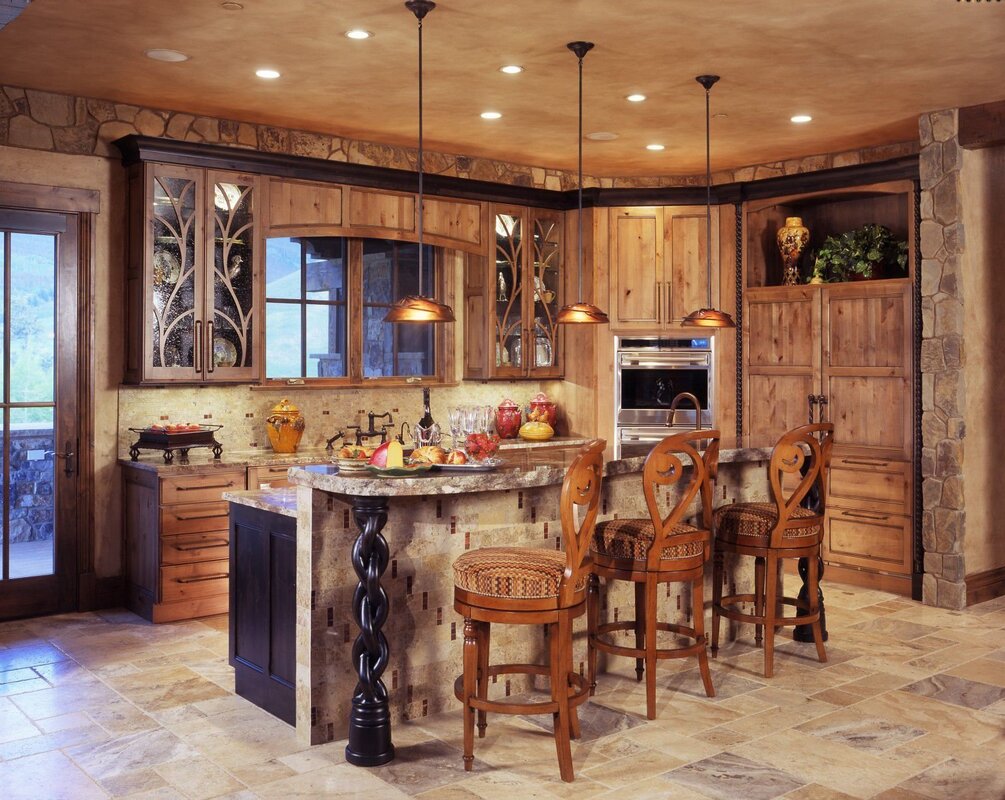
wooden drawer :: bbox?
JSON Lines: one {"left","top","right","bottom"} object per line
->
{"left": 161, "top": 531, "right": 230, "bottom": 566}
{"left": 160, "top": 470, "right": 244, "bottom": 505}
{"left": 829, "top": 456, "right": 910, "bottom": 514}
{"left": 248, "top": 464, "right": 295, "bottom": 490}
{"left": 824, "top": 508, "right": 912, "bottom": 575}
{"left": 161, "top": 560, "right": 230, "bottom": 602}
{"left": 160, "top": 501, "right": 231, "bottom": 536}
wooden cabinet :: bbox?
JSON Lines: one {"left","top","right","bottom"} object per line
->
{"left": 607, "top": 206, "right": 718, "bottom": 331}
{"left": 123, "top": 465, "right": 243, "bottom": 622}
{"left": 464, "top": 204, "right": 564, "bottom": 379}
{"left": 229, "top": 503, "right": 297, "bottom": 725}
{"left": 247, "top": 464, "right": 295, "bottom": 489}
{"left": 125, "top": 163, "right": 260, "bottom": 384}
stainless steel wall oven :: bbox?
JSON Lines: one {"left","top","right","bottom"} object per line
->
{"left": 615, "top": 336, "right": 714, "bottom": 457}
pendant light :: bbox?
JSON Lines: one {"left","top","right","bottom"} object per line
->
{"left": 556, "top": 41, "right": 609, "bottom": 325}
{"left": 385, "top": 0, "right": 455, "bottom": 323}
{"left": 681, "top": 74, "right": 735, "bottom": 329}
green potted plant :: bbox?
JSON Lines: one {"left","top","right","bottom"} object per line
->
{"left": 809, "top": 224, "right": 908, "bottom": 283}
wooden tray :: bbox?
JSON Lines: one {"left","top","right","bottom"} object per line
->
{"left": 129, "top": 425, "right": 224, "bottom": 463}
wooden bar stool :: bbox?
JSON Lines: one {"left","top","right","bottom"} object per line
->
{"left": 710, "top": 423, "right": 834, "bottom": 678}
{"left": 452, "top": 439, "right": 604, "bottom": 783}
{"left": 587, "top": 430, "right": 720, "bottom": 720}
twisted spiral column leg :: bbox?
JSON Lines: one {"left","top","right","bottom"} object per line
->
{"left": 345, "top": 494, "right": 395, "bottom": 766}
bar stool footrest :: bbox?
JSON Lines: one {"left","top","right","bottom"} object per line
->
{"left": 453, "top": 663, "right": 590, "bottom": 716}
{"left": 592, "top": 620, "right": 706, "bottom": 661}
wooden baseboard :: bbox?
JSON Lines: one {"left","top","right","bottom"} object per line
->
{"left": 782, "top": 560, "right": 913, "bottom": 597}
{"left": 78, "top": 573, "right": 124, "bottom": 611}
{"left": 966, "top": 566, "right": 1005, "bottom": 606}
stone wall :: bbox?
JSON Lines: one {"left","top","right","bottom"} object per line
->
{"left": 9, "top": 427, "right": 55, "bottom": 543}
{"left": 0, "top": 83, "right": 917, "bottom": 189}
{"left": 918, "top": 110, "right": 967, "bottom": 609}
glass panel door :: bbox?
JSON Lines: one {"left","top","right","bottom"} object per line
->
{"left": 530, "top": 213, "right": 561, "bottom": 372}
{"left": 493, "top": 210, "right": 524, "bottom": 375}
{"left": 0, "top": 211, "right": 78, "bottom": 619}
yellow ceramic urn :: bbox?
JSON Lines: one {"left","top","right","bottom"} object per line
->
{"left": 777, "top": 216, "right": 810, "bottom": 286}
{"left": 266, "top": 398, "right": 306, "bottom": 453}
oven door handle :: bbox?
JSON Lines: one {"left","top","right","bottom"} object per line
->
{"left": 619, "top": 358, "right": 710, "bottom": 368}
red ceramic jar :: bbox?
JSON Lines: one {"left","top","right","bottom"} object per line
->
{"left": 495, "top": 399, "right": 522, "bottom": 439}
{"left": 528, "top": 398, "right": 557, "bottom": 429}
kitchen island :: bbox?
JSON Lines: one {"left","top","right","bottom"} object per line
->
{"left": 287, "top": 442, "right": 772, "bottom": 761}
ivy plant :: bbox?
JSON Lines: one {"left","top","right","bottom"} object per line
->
{"left": 810, "top": 224, "right": 908, "bottom": 283}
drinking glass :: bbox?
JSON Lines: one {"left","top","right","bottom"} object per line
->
{"left": 448, "top": 407, "right": 463, "bottom": 446}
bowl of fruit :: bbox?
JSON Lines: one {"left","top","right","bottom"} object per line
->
{"left": 335, "top": 444, "right": 373, "bottom": 473}
{"left": 465, "top": 432, "right": 500, "bottom": 462}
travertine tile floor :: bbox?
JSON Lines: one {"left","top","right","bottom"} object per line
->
{"left": 1, "top": 580, "right": 1004, "bottom": 800}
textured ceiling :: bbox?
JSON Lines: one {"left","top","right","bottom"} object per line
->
{"left": 1, "top": 0, "right": 1004, "bottom": 176}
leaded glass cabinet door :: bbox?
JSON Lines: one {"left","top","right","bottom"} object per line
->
{"left": 145, "top": 164, "right": 204, "bottom": 381}
{"left": 205, "top": 171, "right": 258, "bottom": 380}
{"left": 492, "top": 207, "right": 526, "bottom": 378}
{"left": 528, "top": 210, "right": 563, "bottom": 377}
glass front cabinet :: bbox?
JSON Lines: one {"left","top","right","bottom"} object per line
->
{"left": 125, "top": 163, "right": 259, "bottom": 383}
{"left": 464, "top": 204, "right": 564, "bottom": 380}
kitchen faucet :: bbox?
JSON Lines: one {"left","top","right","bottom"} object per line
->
{"left": 324, "top": 429, "right": 346, "bottom": 453}
{"left": 667, "top": 392, "right": 702, "bottom": 431}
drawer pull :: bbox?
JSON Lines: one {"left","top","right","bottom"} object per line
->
{"left": 265, "top": 467, "right": 289, "bottom": 474}
{"left": 176, "top": 481, "right": 236, "bottom": 491}
{"left": 839, "top": 459, "right": 890, "bottom": 468}
{"left": 174, "top": 511, "right": 229, "bottom": 521}
{"left": 173, "top": 539, "right": 228, "bottom": 551}
{"left": 840, "top": 510, "right": 890, "bottom": 521}
{"left": 176, "top": 573, "right": 228, "bottom": 584}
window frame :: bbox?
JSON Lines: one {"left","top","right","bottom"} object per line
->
{"left": 260, "top": 235, "right": 454, "bottom": 388}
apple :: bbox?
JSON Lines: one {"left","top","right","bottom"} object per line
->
{"left": 445, "top": 450, "right": 467, "bottom": 465}
{"left": 368, "top": 440, "right": 404, "bottom": 468}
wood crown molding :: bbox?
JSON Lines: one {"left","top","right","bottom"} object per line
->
{"left": 113, "top": 135, "right": 919, "bottom": 210}
{"left": 0, "top": 180, "right": 100, "bottom": 213}
{"left": 959, "top": 98, "right": 1005, "bottom": 151}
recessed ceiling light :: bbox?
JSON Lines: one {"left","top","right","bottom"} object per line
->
{"left": 480, "top": 111, "right": 502, "bottom": 120}
{"left": 345, "top": 29, "right": 373, "bottom": 40}
{"left": 220, "top": 1, "right": 243, "bottom": 9}
{"left": 144, "top": 48, "right": 189, "bottom": 63}
{"left": 499, "top": 65, "right": 523, "bottom": 74}
{"left": 626, "top": 93, "right": 646, "bottom": 103}
{"left": 646, "top": 144, "right": 665, "bottom": 151}
{"left": 586, "top": 131, "right": 618, "bottom": 141}
{"left": 791, "top": 114, "right": 812, "bottom": 124}
{"left": 256, "top": 68, "right": 281, "bottom": 79}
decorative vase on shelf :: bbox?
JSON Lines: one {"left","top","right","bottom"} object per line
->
{"left": 777, "top": 216, "right": 810, "bottom": 286}
{"left": 266, "top": 398, "right": 305, "bottom": 454}
{"left": 495, "top": 399, "right": 522, "bottom": 439}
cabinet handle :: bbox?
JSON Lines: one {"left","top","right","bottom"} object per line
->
{"left": 839, "top": 459, "right": 890, "bottom": 468}
{"left": 839, "top": 510, "right": 890, "bottom": 521}
{"left": 176, "top": 572, "right": 229, "bottom": 584}
{"left": 176, "top": 480, "right": 235, "bottom": 491}
{"left": 206, "top": 321, "right": 215, "bottom": 374}
{"left": 173, "top": 511, "right": 229, "bottom": 521}
{"left": 264, "top": 467, "right": 290, "bottom": 474}
{"left": 656, "top": 282, "right": 663, "bottom": 324}
{"left": 194, "top": 320, "right": 203, "bottom": 373}
{"left": 173, "top": 539, "right": 229, "bottom": 551}
{"left": 665, "top": 280, "right": 672, "bottom": 323}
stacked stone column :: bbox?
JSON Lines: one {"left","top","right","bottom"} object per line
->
{"left": 918, "top": 109, "right": 967, "bottom": 609}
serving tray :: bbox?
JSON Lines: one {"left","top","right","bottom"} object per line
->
{"left": 436, "top": 457, "right": 503, "bottom": 472}
{"left": 128, "top": 425, "right": 223, "bottom": 463}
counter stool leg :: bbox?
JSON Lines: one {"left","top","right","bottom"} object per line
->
{"left": 476, "top": 621, "right": 490, "bottom": 738}
{"left": 693, "top": 577, "right": 715, "bottom": 698}
{"left": 710, "top": 551, "right": 723, "bottom": 657}
{"left": 763, "top": 553, "right": 778, "bottom": 678}
{"left": 754, "top": 556, "right": 765, "bottom": 647}
{"left": 346, "top": 494, "right": 394, "bottom": 767}
{"left": 634, "top": 581, "right": 647, "bottom": 681}
{"left": 644, "top": 578, "right": 658, "bottom": 720}
{"left": 587, "top": 573, "right": 600, "bottom": 695}
{"left": 561, "top": 613, "right": 581, "bottom": 741}
{"left": 550, "top": 619, "right": 574, "bottom": 782}
{"left": 462, "top": 618, "right": 478, "bottom": 771}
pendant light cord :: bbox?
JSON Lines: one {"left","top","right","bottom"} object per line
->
{"left": 704, "top": 82, "right": 712, "bottom": 310}
{"left": 577, "top": 50, "right": 584, "bottom": 304}
{"left": 416, "top": 9, "right": 425, "bottom": 297}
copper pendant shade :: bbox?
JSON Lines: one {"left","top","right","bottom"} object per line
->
{"left": 682, "top": 74, "right": 735, "bottom": 329}
{"left": 385, "top": 0, "right": 455, "bottom": 324}
{"left": 556, "top": 41, "right": 609, "bottom": 326}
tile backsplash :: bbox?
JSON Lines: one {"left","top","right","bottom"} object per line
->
{"left": 117, "top": 381, "right": 564, "bottom": 457}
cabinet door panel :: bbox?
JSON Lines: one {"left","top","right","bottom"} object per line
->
{"left": 830, "top": 457, "right": 911, "bottom": 512}
{"left": 609, "top": 208, "right": 662, "bottom": 330}
{"left": 529, "top": 212, "right": 562, "bottom": 375}
{"left": 825, "top": 285, "right": 909, "bottom": 369}
{"left": 345, "top": 187, "right": 415, "bottom": 233}
{"left": 746, "top": 287, "right": 820, "bottom": 368}
{"left": 668, "top": 208, "right": 712, "bottom": 324}
{"left": 825, "top": 511, "right": 911, "bottom": 574}
{"left": 747, "top": 374, "right": 816, "bottom": 449}
{"left": 422, "top": 197, "right": 483, "bottom": 249}
{"left": 824, "top": 375, "right": 910, "bottom": 458}
{"left": 267, "top": 179, "right": 342, "bottom": 229}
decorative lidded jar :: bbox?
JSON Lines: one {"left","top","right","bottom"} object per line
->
{"left": 527, "top": 392, "right": 557, "bottom": 429}
{"left": 495, "top": 399, "right": 522, "bottom": 439}
{"left": 266, "top": 398, "right": 306, "bottom": 453}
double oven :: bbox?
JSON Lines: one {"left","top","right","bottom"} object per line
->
{"left": 615, "top": 336, "right": 715, "bottom": 458}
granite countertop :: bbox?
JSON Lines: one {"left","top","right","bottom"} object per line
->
{"left": 223, "top": 488, "right": 298, "bottom": 518}
{"left": 290, "top": 444, "right": 771, "bottom": 498}
{"left": 118, "top": 436, "right": 595, "bottom": 475}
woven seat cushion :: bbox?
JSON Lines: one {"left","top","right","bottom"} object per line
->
{"left": 714, "top": 502, "right": 822, "bottom": 543}
{"left": 591, "top": 518, "right": 705, "bottom": 562}
{"left": 453, "top": 547, "right": 584, "bottom": 599}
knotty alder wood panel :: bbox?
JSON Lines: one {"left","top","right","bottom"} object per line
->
{"left": 669, "top": 208, "right": 716, "bottom": 324}
{"left": 829, "top": 456, "right": 911, "bottom": 513}
{"left": 609, "top": 207, "right": 662, "bottom": 330}
{"left": 421, "top": 197, "right": 483, "bottom": 249}
{"left": 747, "top": 373, "right": 817, "bottom": 448}
{"left": 825, "top": 375, "right": 910, "bottom": 459}
{"left": 825, "top": 509, "right": 912, "bottom": 575}
{"left": 267, "top": 179, "right": 342, "bottom": 230}
{"left": 745, "top": 286, "right": 820, "bottom": 369}
{"left": 344, "top": 186, "right": 415, "bottom": 233}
